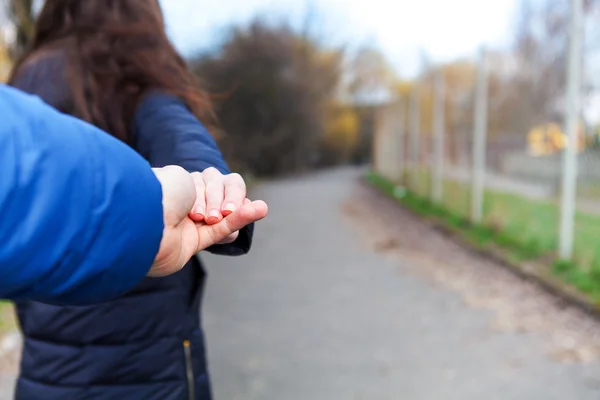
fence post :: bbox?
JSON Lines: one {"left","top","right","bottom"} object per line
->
{"left": 395, "top": 97, "right": 406, "bottom": 183}
{"left": 432, "top": 69, "right": 445, "bottom": 203}
{"left": 409, "top": 82, "right": 421, "bottom": 189}
{"left": 559, "top": 0, "right": 583, "bottom": 260}
{"left": 471, "top": 47, "right": 489, "bottom": 224}
{"left": 378, "top": 103, "right": 393, "bottom": 179}
{"left": 387, "top": 103, "right": 398, "bottom": 180}
{"left": 372, "top": 106, "right": 383, "bottom": 175}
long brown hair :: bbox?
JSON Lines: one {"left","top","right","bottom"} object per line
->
{"left": 9, "top": 0, "right": 212, "bottom": 143}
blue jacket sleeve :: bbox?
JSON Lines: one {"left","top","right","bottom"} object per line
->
{"left": 0, "top": 85, "right": 164, "bottom": 305}
{"left": 133, "top": 93, "right": 253, "bottom": 256}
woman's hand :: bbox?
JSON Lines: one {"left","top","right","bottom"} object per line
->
{"left": 149, "top": 166, "right": 267, "bottom": 277}
{"left": 188, "top": 167, "right": 250, "bottom": 244}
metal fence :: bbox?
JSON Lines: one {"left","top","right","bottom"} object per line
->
{"left": 372, "top": 0, "right": 600, "bottom": 279}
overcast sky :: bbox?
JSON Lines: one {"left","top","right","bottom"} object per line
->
{"left": 0, "top": 0, "right": 519, "bottom": 77}
{"left": 159, "top": 0, "right": 519, "bottom": 77}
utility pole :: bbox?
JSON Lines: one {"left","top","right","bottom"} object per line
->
{"left": 559, "top": 0, "right": 583, "bottom": 259}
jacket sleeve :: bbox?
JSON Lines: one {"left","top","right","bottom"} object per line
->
{"left": 133, "top": 93, "right": 253, "bottom": 256}
{"left": 0, "top": 85, "right": 164, "bottom": 305}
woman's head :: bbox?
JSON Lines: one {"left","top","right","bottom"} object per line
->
{"left": 32, "top": 0, "right": 166, "bottom": 44}
{"left": 10, "top": 0, "right": 212, "bottom": 143}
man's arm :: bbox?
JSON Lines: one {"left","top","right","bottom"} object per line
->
{"left": 0, "top": 85, "right": 164, "bottom": 305}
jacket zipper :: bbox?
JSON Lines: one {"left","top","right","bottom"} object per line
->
{"left": 183, "top": 340, "right": 195, "bottom": 400}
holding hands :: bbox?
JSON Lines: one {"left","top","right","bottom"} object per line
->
{"left": 150, "top": 166, "right": 267, "bottom": 277}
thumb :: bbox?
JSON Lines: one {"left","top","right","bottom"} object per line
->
{"left": 197, "top": 200, "right": 268, "bottom": 252}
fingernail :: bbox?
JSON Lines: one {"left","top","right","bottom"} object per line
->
{"left": 208, "top": 209, "right": 220, "bottom": 218}
{"left": 192, "top": 206, "right": 205, "bottom": 215}
{"left": 223, "top": 203, "right": 236, "bottom": 212}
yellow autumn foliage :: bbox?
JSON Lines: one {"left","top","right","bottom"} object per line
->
{"left": 323, "top": 105, "right": 360, "bottom": 161}
{"left": 0, "top": 32, "right": 13, "bottom": 82}
{"left": 527, "top": 122, "right": 587, "bottom": 156}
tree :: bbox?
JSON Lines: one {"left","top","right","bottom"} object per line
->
{"left": 347, "top": 46, "right": 395, "bottom": 100}
{"left": 5, "top": 0, "right": 36, "bottom": 59}
{"left": 493, "top": 0, "right": 581, "bottom": 135}
{"left": 0, "top": 32, "right": 13, "bottom": 81}
{"left": 191, "top": 19, "right": 343, "bottom": 176}
{"left": 321, "top": 103, "right": 360, "bottom": 165}
{"left": 339, "top": 46, "right": 396, "bottom": 164}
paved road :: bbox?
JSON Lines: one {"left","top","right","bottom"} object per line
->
{"left": 203, "top": 167, "right": 600, "bottom": 400}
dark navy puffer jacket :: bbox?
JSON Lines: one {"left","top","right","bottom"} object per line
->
{"left": 11, "top": 54, "right": 253, "bottom": 400}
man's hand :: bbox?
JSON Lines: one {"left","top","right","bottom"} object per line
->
{"left": 149, "top": 166, "right": 267, "bottom": 277}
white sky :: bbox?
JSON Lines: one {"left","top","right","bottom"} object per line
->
{"left": 160, "top": 0, "right": 519, "bottom": 77}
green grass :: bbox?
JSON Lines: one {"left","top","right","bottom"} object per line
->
{"left": 578, "top": 182, "right": 600, "bottom": 199}
{"left": 367, "top": 170, "right": 600, "bottom": 301}
{"left": 0, "top": 301, "right": 15, "bottom": 335}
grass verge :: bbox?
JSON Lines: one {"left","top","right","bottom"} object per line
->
{"left": 367, "top": 170, "right": 600, "bottom": 304}
{"left": 0, "top": 301, "right": 16, "bottom": 336}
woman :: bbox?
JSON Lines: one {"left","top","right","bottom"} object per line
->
{"left": 9, "top": 1, "right": 254, "bottom": 399}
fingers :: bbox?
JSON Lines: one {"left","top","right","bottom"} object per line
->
{"left": 188, "top": 168, "right": 249, "bottom": 225}
{"left": 197, "top": 200, "right": 268, "bottom": 253}
{"left": 189, "top": 172, "right": 206, "bottom": 222}
{"left": 222, "top": 173, "right": 246, "bottom": 216}
{"left": 217, "top": 230, "right": 240, "bottom": 245}
{"left": 203, "top": 167, "right": 225, "bottom": 225}
{"left": 215, "top": 197, "right": 251, "bottom": 244}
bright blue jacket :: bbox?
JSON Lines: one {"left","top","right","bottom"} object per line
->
{"left": 0, "top": 85, "right": 164, "bottom": 305}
